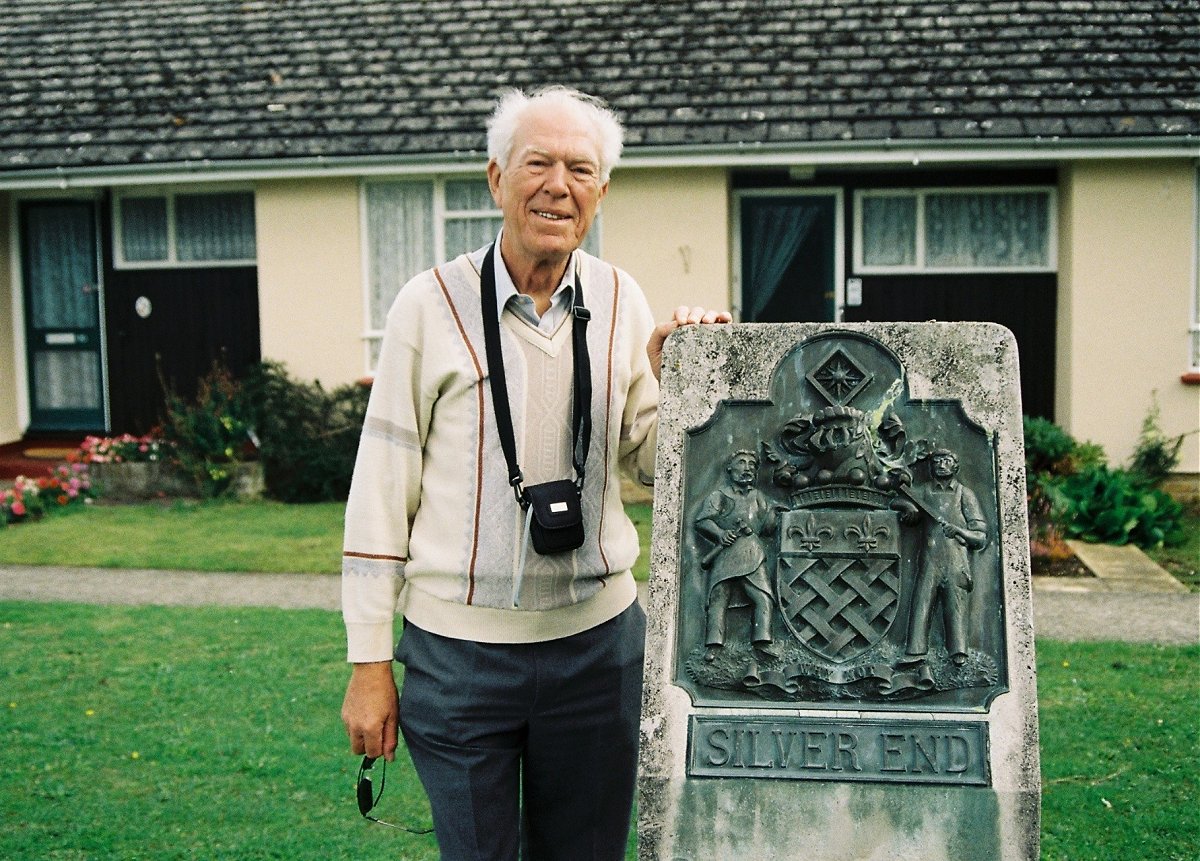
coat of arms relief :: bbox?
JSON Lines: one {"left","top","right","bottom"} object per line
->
{"left": 677, "top": 332, "right": 1008, "bottom": 711}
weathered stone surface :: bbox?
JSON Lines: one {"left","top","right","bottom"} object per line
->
{"left": 638, "top": 322, "right": 1039, "bottom": 861}
{"left": 89, "top": 460, "right": 195, "bottom": 502}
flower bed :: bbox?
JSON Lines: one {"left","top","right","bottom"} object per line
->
{"left": 71, "top": 434, "right": 196, "bottom": 501}
{"left": 74, "top": 433, "right": 174, "bottom": 465}
{"left": 1, "top": 463, "right": 92, "bottom": 524}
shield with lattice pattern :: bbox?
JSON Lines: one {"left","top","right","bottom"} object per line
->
{"left": 776, "top": 508, "right": 901, "bottom": 663}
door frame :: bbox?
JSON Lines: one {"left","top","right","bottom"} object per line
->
{"left": 9, "top": 190, "right": 110, "bottom": 434}
{"left": 731, "top": 187, "right": 846, "bottom": 323}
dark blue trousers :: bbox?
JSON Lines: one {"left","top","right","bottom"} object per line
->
{"left": 396, "top": 603, "right": 646, "bottom": 861}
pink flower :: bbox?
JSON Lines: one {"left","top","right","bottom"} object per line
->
{"left": 11, "top": 501, "right": 25, "bottom": 516}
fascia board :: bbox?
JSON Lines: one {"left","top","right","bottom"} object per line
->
{"left": 0, "top": 137, "right": 1196, "bottom": 190}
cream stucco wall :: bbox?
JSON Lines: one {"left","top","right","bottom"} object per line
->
{"left": 255, "top": 178, "right": 365, "bottom": 387}
{"left": 600, "top": 167, "right": 730, "bottom": 320}
{"left": 0, "top": 193, "right": 21, "bottom": 444}
{"left": 1057, "top": 159, "right": 1199, "bottom": 472}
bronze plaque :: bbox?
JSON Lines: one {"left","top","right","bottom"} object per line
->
{"left": 675, "top": 331, "right": 1007, "bottom": 711}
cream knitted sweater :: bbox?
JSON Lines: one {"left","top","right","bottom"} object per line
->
{"left": 341, "top": 246, "right": 659, "bottom": 662}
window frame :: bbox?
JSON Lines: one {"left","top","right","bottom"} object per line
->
{"left": 359, "top": 173, "right": 602, "bottom": 373}
{"left": 111, "top": 185, "right": 258, "bottom": 270}
{"left": 853, "top": 186, "right": 1058, "bottom": 275}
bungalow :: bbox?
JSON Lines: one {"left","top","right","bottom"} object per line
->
{"left": 1, "top": 0, "right": 1197, "bottom": 477}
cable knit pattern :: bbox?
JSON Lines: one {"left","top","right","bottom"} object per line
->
{"left": 341, "top": 245, "right": 659, "bottom": 660}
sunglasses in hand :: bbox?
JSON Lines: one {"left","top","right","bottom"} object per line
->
{"left": 356, "top": 755, "right": 434, "bottom": 835}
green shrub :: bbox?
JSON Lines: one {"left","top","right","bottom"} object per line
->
{"left": 1021, "top": 414, "right": 1187, "bottom": 552}
{"left": 242, "top": 362, "right": 370, "bottom": 503}
{"left": 161, "top": 361, "right": 256, "bottom": 497}
{"left": 1044, "top": 465, "right": 1186, "bottom": 549}
{"left": 1127, "top": 391, "right": 1187, "bottom": 488}
{"left": 1023, "top": 415, "right": 1077, "bottom": 477}
{"left": 1023, "top": 415, "right": 1105, "bottom": 481}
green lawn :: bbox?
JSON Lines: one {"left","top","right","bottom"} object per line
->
{"left": 0, "top": 500, "right": 345, "bottom": 574}
{"left": 1145, "top": 501, "right": 1200, "bottom": 591}
{"left": 1, "top": 602, "right": 1196, "bottom": 860}
{"left": 0, "top": 499, "right": 658, "bottom": 581}
{"left": 2, "top": 496, "right": 1193, "bottom": 590}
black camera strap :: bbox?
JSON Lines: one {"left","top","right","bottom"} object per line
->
{"left": 479, "top": 243, "right": 592, "bottom": 505}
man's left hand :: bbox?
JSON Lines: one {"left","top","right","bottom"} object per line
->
{"left": 647, "top": 306, "right": 732, "bottom": 380}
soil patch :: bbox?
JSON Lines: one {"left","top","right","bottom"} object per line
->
{"left": 1030, "top": 551, "right": 1092, "bottom": 578}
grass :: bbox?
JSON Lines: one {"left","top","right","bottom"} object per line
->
{"left": 626, "top": 501, "right": 652, "bottom": 582}
{"left": 0, "top": 499, "right": 345, "bottom": 574}
{"left": 3, "top": 495, "right": 1193, "bottom": 590}
{"left": 1145, "top": 501, "right": 1200, "bottom": 591}
{"left": 0, "top": 499, "right": 655, "bottom": 582}
{"left": 0, "top": 602, "right": 1196, "bottom": 860}
{"left": 0, "top": 602, "right": 432, "bottom": 861}
{"left": 1037, "top": 641, "right": 1199, "bottom": 860}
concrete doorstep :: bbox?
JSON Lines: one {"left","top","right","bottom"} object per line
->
{"left": 1065, "top": 540, "right": 1190, "bottom": 593}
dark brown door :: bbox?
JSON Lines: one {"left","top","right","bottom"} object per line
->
{"left": 103, "top": 267, "right": 260, "bottom": 433}
{"left": 842, "top": 274, "right": 1057, "bottom": 420}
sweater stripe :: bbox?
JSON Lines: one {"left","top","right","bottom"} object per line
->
{"left": 433, "top": 265, "right": 485, "bottom": 605}
{"left": 595, "top": 267, "right": 621, "bottom": 574}
{"left": 344, "top": 551, "right": 407, "bottom": 562}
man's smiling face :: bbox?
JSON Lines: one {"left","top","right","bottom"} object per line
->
{"left": 488, "top": 103, "right": 608, "bottom": 270}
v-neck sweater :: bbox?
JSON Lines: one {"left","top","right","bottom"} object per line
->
{"left": 341, "top": 248, "right": 660, "bottom": 661}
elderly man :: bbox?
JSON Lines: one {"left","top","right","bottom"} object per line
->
{"left": 340, "top": 85, "right": 729, "bottom": 860}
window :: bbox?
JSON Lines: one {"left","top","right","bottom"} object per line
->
{"left": 363, "top": 176, "right": 600, "bottom": 369}
{"left": 113, "top": 189, "right": 256, "bottom": 268}
{"left": 854, "top": 188, "right": 1055, "bottom": 273}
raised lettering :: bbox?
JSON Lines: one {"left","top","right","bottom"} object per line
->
{"left": 705, "top": 728, "right": 730, "bottom": 767}
{"left": 749, "top": 729, "right": 774, "bottom": 768}
{"left": 911, "top": 735, "right": 939, "bottom": 773}
{"left": 946, "top": 734, "right": 971, "bottom": 774}
{"left": 802, "top": 731, "right": 829, "bottom": 769}
{"left": 772, "top": 730, "right": 798, "bottom": 769}
{"left": 881, "top": 733, "right": 906, "bottom": 772}
{"left": 834, "top": 732, "right": 861, "bottom": 772}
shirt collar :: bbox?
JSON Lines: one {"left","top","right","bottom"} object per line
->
{"left": 480, "top": 229, "right": 577, "bottom": 330}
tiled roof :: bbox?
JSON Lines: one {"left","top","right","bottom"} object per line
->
{"left": 1, "top": 0, "right": 1197, "bottom": 173}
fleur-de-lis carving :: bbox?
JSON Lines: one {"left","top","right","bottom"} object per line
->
{"left": 844, "top": 514, "right": 890, "bottom": 551}
{"left": 787, "top": 512, "right": 834, "bottom": 551}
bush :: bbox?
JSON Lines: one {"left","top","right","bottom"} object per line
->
{"left": 1023, "top": 415, "right": 1077, "bottom": 478}
{"left": 1023, "top": 415, "right": 1105, "bottom": 481}
{"left": 160, "top": 361, "right": 256, "bottom": 497}
{"left": 241, "top": 362, "right": 370, "bottom": 503}
{"left": 1127, "top": 391, "right": 1187, "bottom": 488}
{"left": 1022, "top": 412, "right": 1185, "bottom": 551}
{"left": 1045, "top": 465, "right": 1186, "bottom": 549}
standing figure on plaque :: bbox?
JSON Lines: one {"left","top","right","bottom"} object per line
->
{"left": 694, "top": 450, "right": 780, "bottom": 661}
{"left": 898, "top": 448, "right": 988, "bottom": 666}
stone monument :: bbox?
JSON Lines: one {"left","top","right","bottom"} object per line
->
{"left": 638, "top": 323, "right": 1039, "bottom": 861}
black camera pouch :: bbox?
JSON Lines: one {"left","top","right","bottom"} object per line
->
{"left": 522, "top": 480, "right": 585, "bottom": 555}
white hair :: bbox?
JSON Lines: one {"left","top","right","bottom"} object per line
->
{"left": 486, "top": 85, "right": 624, "bottom": 183}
